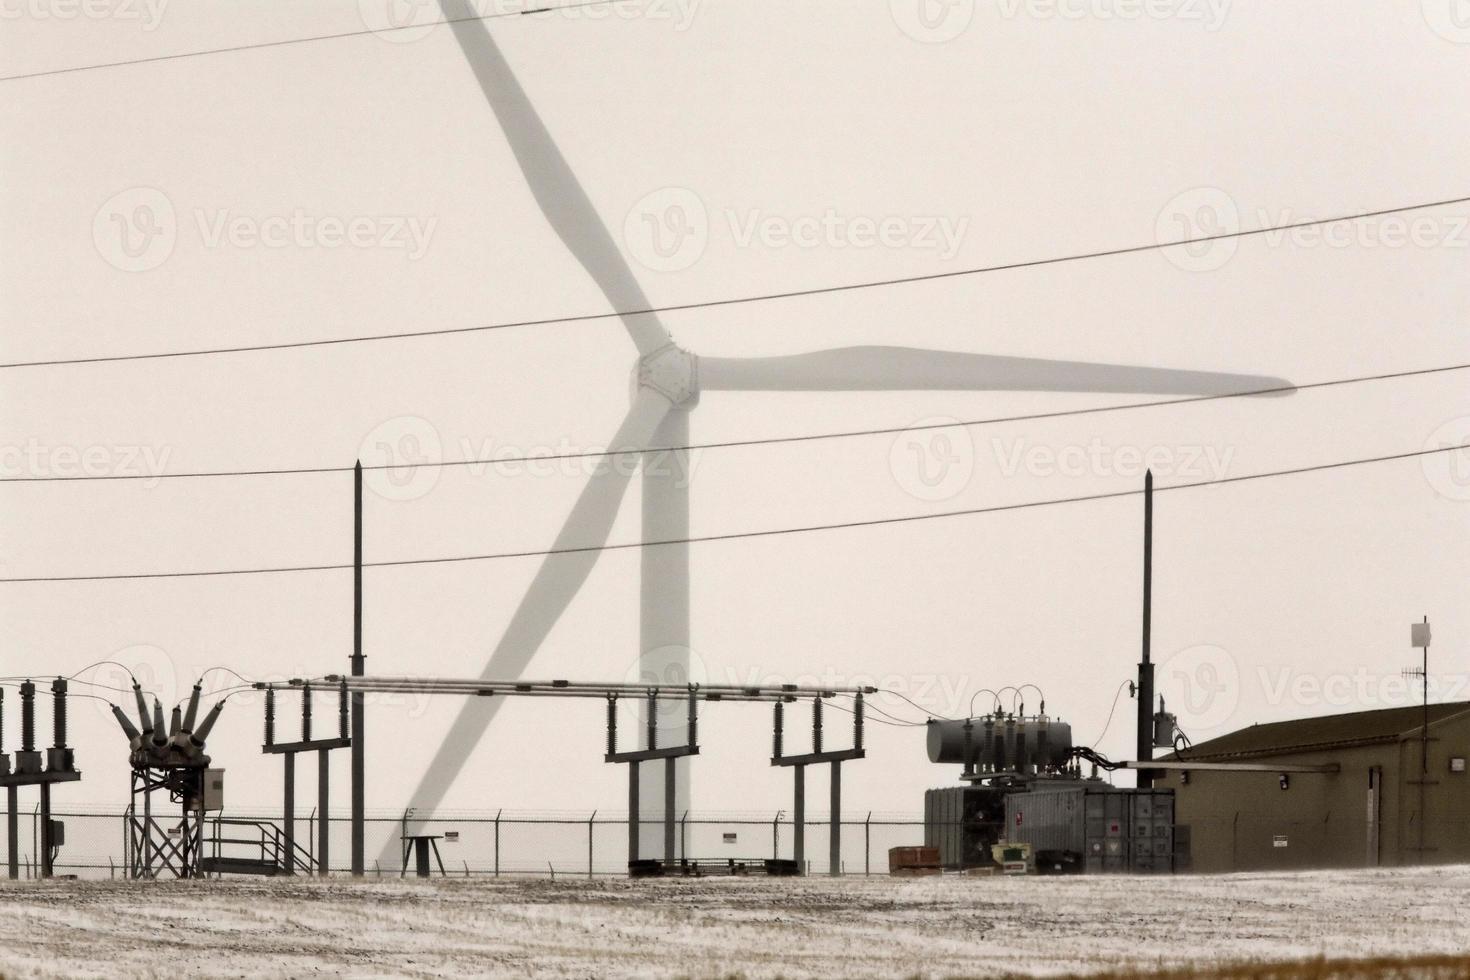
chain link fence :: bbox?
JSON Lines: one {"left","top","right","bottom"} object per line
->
{"left": 19, "top": 806, "right": 931, "bottom": 879}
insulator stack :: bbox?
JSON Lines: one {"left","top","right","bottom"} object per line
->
{"left": 812, "top": 697, "right": 823, "bottom": 754}
{"left": 151, "top": 701, "right": 167, "bottom": 747}
{"left": 645, "top": 691, "right": 657, "bottom": 750}
{"left": 605, "top": 696, "right": 616, "bottom": 755}
{"left": 338, "top": 679, "right": 349, "bottom": 740}
{"left": 687, "top": 690, "right": 697, "bottom": 746}
{"left": 182, "top": 684, "right": 202, "bottom": 733}
{"left": 301, "top": 683, "right": 312, "bottom": 742}
{"left": 132, "top": 682, "right": 151, "bottom": 736}
{"left": 20, "top": 681, "right": 35, "bottom": 753}
{"left": 854, "top": 693, "right": 865, "bottom": 753}
{"left": 51, "top": 678, "right": 68, "bottom": 749}
{"left": 264, "top": 687, "right": 276, "bottom": 747}
{"left": 192, "top": 701, "right": 224, "bottom": 744}
{"left": 773, "top": 700, "right": 784, "bottom": 758}
{"left": 110, "top": 703, "right": 141, "bottom": 743}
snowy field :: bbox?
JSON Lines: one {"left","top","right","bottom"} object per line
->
{"left": 0, "top": 866, "right": 1468, "bottom": 979}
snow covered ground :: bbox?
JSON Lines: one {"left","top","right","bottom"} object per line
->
{"left": 0, "top": 866, "right": 1467, "bottom": 978}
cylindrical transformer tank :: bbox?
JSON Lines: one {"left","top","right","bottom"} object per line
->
{"left": 927, "top": 715, "right": 1073, "bottom": 772}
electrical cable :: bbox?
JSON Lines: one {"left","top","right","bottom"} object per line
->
{"left": 0, "top": 0, "right": 620, "bottom": 84}
{"left": 967, "top": 688, "right": 1001, "bottom": 717}
{"left": 1090, "top": 679, "right": 1133, "bottom": 747}
{"left": 5, "top": 200, "right": 1468, "bottom": 369}
{"left": 823, "top": 697, "right": 923, "bottom": 728}
{"left": 2, "top": 442, "right": 1462, "bottom": 583}
{"left": 9, "top": 363, "right": 1465, "bottom": 484}
{"left": 832, "top": 692, "right": 932, "bottom": 727}
{"left": 874, "top": 687, "right": 958, "bottom": 722}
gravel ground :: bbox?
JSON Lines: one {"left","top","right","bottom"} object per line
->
{"left": 0, "top": 866, "right": 1467, "bottom": 978}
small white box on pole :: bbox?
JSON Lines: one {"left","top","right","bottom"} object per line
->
{"left": 1412, "top": 622, "right": 1432, "bottom": 649}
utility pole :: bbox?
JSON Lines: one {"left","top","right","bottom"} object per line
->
{"left": 1408, "top": 616, "right": 1432, "bottom": 857}
{"left": 1136, "top": 470, "right": 1155, "bottom": 790}
{"left": 350, "top": 461, "right": 365, "bottom": 876}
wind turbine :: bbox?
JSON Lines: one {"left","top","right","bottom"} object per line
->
{"left": 387, "top": 1, "right": 1290, "bottom": 861}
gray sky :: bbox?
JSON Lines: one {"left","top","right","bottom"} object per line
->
{"left": 2, "top": 0, "right": 1467, "bottom": 816}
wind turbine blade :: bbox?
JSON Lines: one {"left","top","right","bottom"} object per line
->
{"left": 701, "top": 347, "right": 1292, "bottom": 395}
{"left": 440, "top": 0, "right": 672, "bottom": 355}
{"left": 380, "top": 387, "right": 673, "bottom": 862}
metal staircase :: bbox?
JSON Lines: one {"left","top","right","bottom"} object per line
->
{"left": 199, "top": 818, "right": 314, "bottom": 876}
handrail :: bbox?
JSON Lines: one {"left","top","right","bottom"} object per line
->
{"left": 202, "top": 817, "right": 314, "bottom": 874}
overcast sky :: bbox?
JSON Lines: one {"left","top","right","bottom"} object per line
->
{"left": 2, "top": 0, "right": 1467, "bottom": 820}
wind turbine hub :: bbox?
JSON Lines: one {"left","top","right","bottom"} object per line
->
{"left": 636, "top": 344, "right": 700, "bottom": 409}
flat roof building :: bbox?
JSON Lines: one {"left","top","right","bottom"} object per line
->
{"left": 1168, "top": 702, "right": 1470, "bottom": 873}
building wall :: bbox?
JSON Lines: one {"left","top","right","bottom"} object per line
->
{"left": 1171, "top": 716, "right": 1470, "bottom": 873}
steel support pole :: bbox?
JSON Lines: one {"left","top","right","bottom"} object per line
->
{"left": 627, "top": 760, "right": 639, "bottom": 865}
{"left": 6, "top": 787, "right": 16, "bottom": 880}
{"left": 142, "top": 778, "right": 152, "bottom": 878}
{"left": 828, "top": 761, "right": 840, "bottom": 877}
{"left": 793, "top": 765, "right": 805, "bottom": 874}
{"left": 663, "top": 756, "right": 676, "bottom": 864}
{"left": 318, "top": 748, "right": 329, "bottom": 876}
{"left": 1136, "top": 468, "right": 1155, "bottom": 790}
{"left": 283, "top": 753, "right": 295, "bottom": 870}
{"left": 39, "top": 783, "right": 51, "bottom": 878}
{"left": 639, "top": 411, "right": 690, "bottom": 859}
{"left": 351, "top": 460, "right": 365, "bottom": 877}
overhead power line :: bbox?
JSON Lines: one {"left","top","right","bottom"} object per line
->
{"left": 2, "top": 443, "right": 1461, "bottom": 584}
{"left": 5, "top": 195, "right": 1468, "bottom": 370}
{"left": 4, "top": 362, "right": 1464, "bottom": 485}
{"left": 0, "top": 0, "right": 617, "bottom": 84}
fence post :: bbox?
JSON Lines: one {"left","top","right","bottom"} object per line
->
{"left": 400, "top": 807, "right": 411, "bottom": 875}
{"left": 548, "top": 861, "right": 555, "bottom": 881}
{"left": 772, "top": 810, "right": 782, "bottom": 860}
{"left": 587, "top": 810, "right": 596, "bottom": 879}
{"left": 679, "top": 810, "right": 688, "bottom": 863}
{"left": 864, "top": 811, "right": 871, "bottom": 877}
{"left": 494, "top": 809, "right": 501, "bottom": 878}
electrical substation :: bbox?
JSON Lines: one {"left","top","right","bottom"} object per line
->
{"left": 1, "top": 680, "right": 79, "bottom": 879}
{"left": 111, "top": 680, "right": 226, "bottom": 878}
{"left": 0, "top": 459, "right": 1447, "bottom": 883}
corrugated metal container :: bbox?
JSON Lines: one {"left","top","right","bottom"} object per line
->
{"left": 924, "top": 786, "right": 1007, "bottom": 868}
{"left": 996, "top": 781, "right": 1176, "bottom": 873}
{"left": 928, "top": 782, "right": 1175, "bottom": 873}
{"left": 1005, "top": 784, "right": 1085, "bottom": 853}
